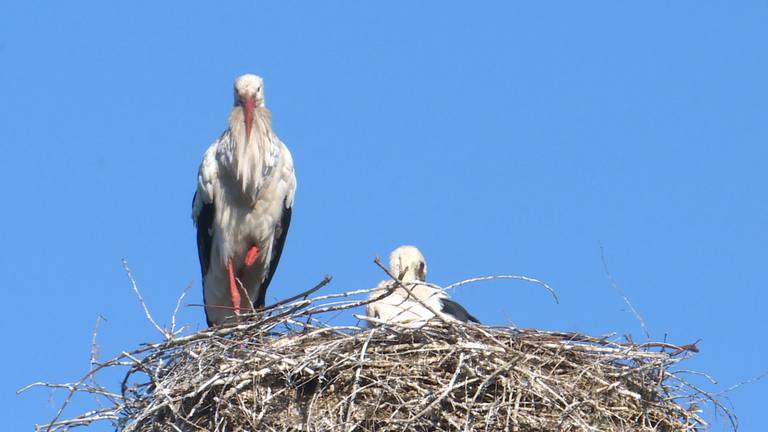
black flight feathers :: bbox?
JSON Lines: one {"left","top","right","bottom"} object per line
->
{"left": 257, "top": 204, "right": 292, "bottom": 308}
{"left": 194, "top": 194, "right": 215, "bottom": 279}
{"left": 440, "top": 298, "right": 481, "bottom": 324}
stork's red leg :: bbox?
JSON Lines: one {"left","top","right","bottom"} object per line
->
{"left": 245, "top": 244, "right": 260, "bottom": 267}
{"left": 227, "top": 256, "right": 241, "bottom": 319}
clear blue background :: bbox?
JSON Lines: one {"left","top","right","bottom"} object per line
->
{"left": 2, "top": 2, "right": 765, "bottom": 430}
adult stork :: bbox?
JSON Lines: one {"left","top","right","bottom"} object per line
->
{"left": 192, "top": 74, "right": 296, "bottom": 326}
{"left": 367, "top": 245, "right": 479, "bottom": 327}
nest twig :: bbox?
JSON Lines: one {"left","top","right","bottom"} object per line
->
{"left": 20, "top": 268, "right": 735, "bottom": 432}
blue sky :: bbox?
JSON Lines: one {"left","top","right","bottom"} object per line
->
{"left": 2, "top": 1, "right": 766, "bottom": 430}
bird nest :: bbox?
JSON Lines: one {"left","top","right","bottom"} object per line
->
{"left": 24, "top": 273, "right": 733, "bottom": 432}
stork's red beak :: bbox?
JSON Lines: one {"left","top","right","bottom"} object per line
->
{"left": 242, "top": 97, "right": 256, "bottom": 141}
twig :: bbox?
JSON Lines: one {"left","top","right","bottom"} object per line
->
{"left": 170, "top": 282, "right": 191, "bottom": 337}
{"left": 89, "top": 315, "right": 105, "bottom": 370}
{"left": 262, "top": 275, "right": 332, "bottom": 311}
{"left": 599, "top": 245, "right": 650, "bottom": 340}
{"left": 409, "top": 352, "right": 466, "bottom": 422}
{"left": 344, "top": 328, "right": 375, "bottom": 429}
{"left": 719, "top": 368, "right": 768, "bottom": 395}
{"left": 444, "top": 274, "right": 559, "bottom": 304}
{"left": 121, "top": 259, "right": 169, "bottom": 339}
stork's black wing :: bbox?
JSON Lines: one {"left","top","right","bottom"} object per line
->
{"left": 440, "top": 298, "right": 480, "bottom": 323}
{"left": 193, "top": 192, "right": 216, "bottom": 326}
{"left": 194, "top": 193, "right": 215, "bottom": 278}
{"left": 256, "top": 201, "right": 292, "bottom": 308}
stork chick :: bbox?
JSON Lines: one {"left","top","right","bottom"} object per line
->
{"left": 367, "top": 245, "right": 479, "bottom": 328}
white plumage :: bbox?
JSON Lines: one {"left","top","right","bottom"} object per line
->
{"left": 192, "top": 74, "right": 296, "bottom": 326}
{"left": 367, "top": 246, "right": 479, "bottom": 328}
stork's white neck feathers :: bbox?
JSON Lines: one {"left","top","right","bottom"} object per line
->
{"left": 218, "top": 74, "right": 278, "bottom": 197}
{"left": 227, "top": 105, "right": 275, "bottom": 188}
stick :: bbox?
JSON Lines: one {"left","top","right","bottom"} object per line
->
{"left": 444, "top": 274, "right": 559, "bottom": 304}
{"left": 599, "top": 245, "right": 650, "bottom": 340}
{"left": 122, "top": 259, "right": 169, "bottom": 339}
{"left": 262, "top": 275, "right": 332, "bottom": 311}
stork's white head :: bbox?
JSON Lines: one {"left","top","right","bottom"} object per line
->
{"left": 389, "top": 245, "right": 427, "bottom": 281}
{"left": 233, "top": 74, "right": 266, "bottom": 141}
